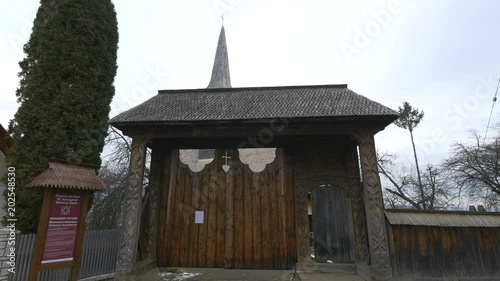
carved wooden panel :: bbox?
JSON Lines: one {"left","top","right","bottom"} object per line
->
{"left": 144, "top": 147, "right": 168, "bottom": 259}
{"left": 345, "top": 141, "right": 370, "bottom": 264}
{"left": 116, "top": 137, "right": 149, "bottom": 270}
{"left": 357, "top": 132, "right": 393, "bottom": 278}
{"left": 291, "top": 140, "right": 368, "bottom": 266}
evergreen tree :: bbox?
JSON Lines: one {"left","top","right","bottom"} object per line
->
{"left": 6, "top": 0, "right": 118, "bottom": 233}
{"left": 394, "top": 101, "right": 426, "bottom": 208}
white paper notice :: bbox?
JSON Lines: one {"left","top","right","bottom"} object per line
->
{"left": 195, "top": 211, "right": 204, "bottom": 224}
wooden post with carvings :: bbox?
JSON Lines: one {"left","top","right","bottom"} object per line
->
{"left": 144, "top": 146, "right": 167, "bottom": 259}
{"left": 116, "top": 136, "right": 149, "bottom": 273}
{"left": 357, "top": 132, "right": 394, "bottom": 280}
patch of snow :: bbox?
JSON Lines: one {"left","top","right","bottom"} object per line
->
{"left": 160, "top": 271, "right": 202, "bottom": 280}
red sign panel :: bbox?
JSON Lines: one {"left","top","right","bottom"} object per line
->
{"left": 41, "top": 193, "right": 82, "bottom": 264}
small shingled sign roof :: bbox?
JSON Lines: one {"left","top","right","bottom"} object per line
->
{"left": 27, "top": 160, "right": 106, "bottom": 191}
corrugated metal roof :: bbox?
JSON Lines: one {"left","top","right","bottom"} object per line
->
{"left": 110, "top": 84, "right": 398, "bottom": 126}
{"left": 27, "top": 160, "right": 106, "bottom": 191}
{"left": 385, "top": 209, "right": 500, "bottom": 228}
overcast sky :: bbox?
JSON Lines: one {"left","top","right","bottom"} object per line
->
{"left": 1, "top": 0, "right": 499, "bottom": 166}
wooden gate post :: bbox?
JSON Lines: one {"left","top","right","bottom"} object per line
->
{"left": 116, "top": 136, "right": 149, "bottom": 274}
{"left": 357, "top": 132, "right": 394, "bottom": 280}
{"left": 143, "top": 146, "right": 167, "bottom": 259}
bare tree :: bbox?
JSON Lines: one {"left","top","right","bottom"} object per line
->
{"left": 443, "top": 130, "right": 500, "bottom": 211}
{"left": 86, "top": 126, "right": 151, "bottom": 229}
{"left": 378, "top": 152, "right": 458, "bottom": 210}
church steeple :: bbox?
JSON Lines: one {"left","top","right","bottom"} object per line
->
{"left": 207, "top": 26, "right": 231, "bottom": 88}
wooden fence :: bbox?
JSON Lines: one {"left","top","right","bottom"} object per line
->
{"left": 9, "top": 229, "right": 120, "bottom": 281}
{"left": 386, "top": 210, "right": 500, "bottom": 280}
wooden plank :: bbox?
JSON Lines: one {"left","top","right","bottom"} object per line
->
{"left": 186, "top": 173, "right": 199, "bottom": 267}
{"left": 395, "top": 226, "right": 407, "bottom": 277}
{"left": 463, "top": 228, "right": 476, "bottom": 277}
{"left": 260, "top": 164, "right": 272, "bottom": 269}
{"left": 28, "top": 189, "right": 53, "bottom": 281}
{"left": 442, "top": 227, "right": 455, "bottom": 278}
{"left": 243, "top": 165, "right": 254, "bottom": 268}
{"left": 252, "top": 172, "right": 262, "bottom": 269}
{"left": 157, "top": 151, "right": 171, "bottom": 265}
{"left": 178, "top": 167, "right": 193, "bottom": 266}
{"left": 477, "top": 227, "right": 492, "bottom": 277}
{"left": 233, "top": 159, "right": 244, "bottom": 269}
{"left": 401, "top": 225, "right": 416, "bottom": 276}
{"left": 332, "top": 187, "right": 342, "bottom": 263}
{"left": 311, "top": 189, "right": 319, "bottom": 262}
{"left": 206, "top": 153, "right": 218, "bottom": 267}
{"left": 492, "top": 228, "right": 500, "bottom": 277}
{"left": 276, "top": 152, "right": 288, "bottom": 269}
{"left": 170, "top": 159, "right": 187, "bottom": 266}
{"left": 429, "top": 227, "right": 442, "bottom": 278}
{"left": 284, "top": 151, "right": 297, "bottom": 264}
{"left": 387, "top": 225, "right": 399, "bottom": 278}
{"left": 451, "top": 227, "right": 466, "bottom": 278}
{"left": 216, "top": 153, "right": 226, "bottom": 268}
{"left": 197, "top": 160, "right": 210, "bottom": 267}
{"left": 269, "top": 161, "right": 280, "bottom": 269}
{"left": 312, "top": 186, "right": 328, "bottom": 263}
{"left": 164, "top": 151, "right": 178, "bottom": 266}
{"left": 224, "top": 150, "right": 235, "bottom": 269}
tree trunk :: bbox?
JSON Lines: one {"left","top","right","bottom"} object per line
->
{"left": 410, "top": 129, "right": 426, "bottom": 209}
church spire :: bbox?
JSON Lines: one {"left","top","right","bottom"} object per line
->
{"left": 207, "top": 26, "right": 231, "bottom": 88}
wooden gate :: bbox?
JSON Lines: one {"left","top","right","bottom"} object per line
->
{"left": 157, "top": 149, "right": 297, "bottom": 269}
{"left": 310, "top": 185, "right": 354, "bottom": 263}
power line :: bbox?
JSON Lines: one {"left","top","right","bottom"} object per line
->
{"left": 484, "top": 77, "right": 500, "bottom": 142}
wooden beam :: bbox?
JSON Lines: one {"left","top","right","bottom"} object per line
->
{"left": 116, "top": 136, "right": 149, "bottom": 272}
{"left": 357, "top": 132, "right": 394, "bottom": 280}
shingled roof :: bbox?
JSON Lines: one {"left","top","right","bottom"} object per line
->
{"left": 27, "top": 160, "right": 106, "bottom": 191}
{"left": 207, "top": 26, "right": 231, "bottom": 88}
{"left": 110, "top": 84, "right": 398, "bottom": 127}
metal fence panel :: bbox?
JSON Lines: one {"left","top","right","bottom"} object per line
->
{"left": 8, "top": 229, "right": 120, "bottom": 281}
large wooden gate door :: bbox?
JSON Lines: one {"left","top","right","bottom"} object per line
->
{"left": 157, "top": 149, "right": 296, "bottom": 269}
{"left": 310, "top": 185, "right": 354, "bottom": 263}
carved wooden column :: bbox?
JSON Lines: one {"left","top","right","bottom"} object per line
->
{"left": 346, "top": 140, "right": 370, "bottom": 265}
{"left": 294, "top": 181, "right": 311, "bottom": 264}
{"left": 144, "top": 147, "right": 167, "bottom": 259}
{"left": 357, "top": 132, "right": 393, "bottom": 280}
{"left": 116, "top": 136, "right": 149, "bottom": 272}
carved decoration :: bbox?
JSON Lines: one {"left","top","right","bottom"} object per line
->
{"left": 145, "top": 147, "right": 167, "bottom": 259}
{"left": 291, "top": 143, "right": 368, "bottom": 266}
{"left": 117, "top": 136, "right": 149, "bottom": 270}
{"left": 179, "top": 149, "right": 215, "bottom": 172}
{"left": 238, "top": 148, "right": 276, "bottom": 173}
{"left": 222, "top": 150, "right": 231, "bottom": 173}
{"left": 356, "top": 132, "right": 393, "bottom": 278}
{"left": 345, "top": 141, "right": 370, "bottom": 264}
